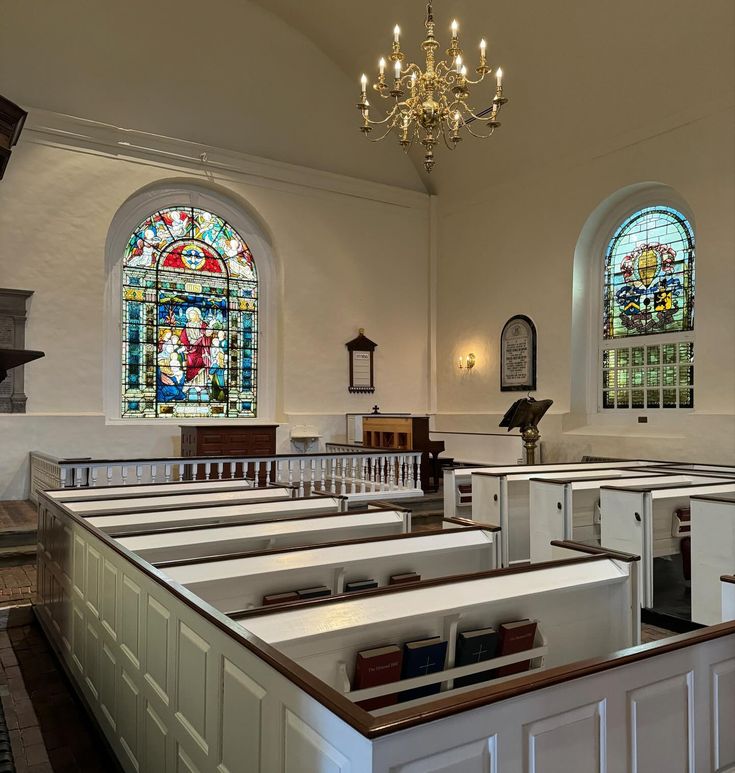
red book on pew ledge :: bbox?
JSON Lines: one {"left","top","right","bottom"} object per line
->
{"left": 262, "top": 591, "right": 299, "bottom": 606}
{"left": 353, "top": 644, "right": 403, "bottom": 711}
{"left": 495, "top": 620, "right": 538, "bottom": 678}
{"left": 389, "top": 572, "right": 421, "bottom": 585}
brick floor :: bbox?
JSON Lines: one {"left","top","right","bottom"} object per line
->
{"left": 0, "top": 612, "right": 116, "bottom": 772}
{"left": 0, "top": 566, "right": 36, "bottom": 606}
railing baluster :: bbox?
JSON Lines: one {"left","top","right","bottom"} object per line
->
{"left": 164, "top": 464, "right": 172, "bottom": 483}
{"left": 266, "top": 461, "right": 272, "bottom": 486}
{"left": 298, "top": 459, "right": 305, "bottom": 497}
{"left": 135, "top": 465, "right": 143, "bottom": 485}
{"left": 90, "top": 468, "right": 98, "bottom": 487}
{"left": 121, "top": 465, "right": 128, "bottom": 486}
{"left": 217, "top": 462, "right": 223, "bottom": 480}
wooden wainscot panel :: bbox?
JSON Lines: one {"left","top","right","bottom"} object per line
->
{"left": 71, "top": 605, "right": 85, "bottom": 675}
{"left": 176, "top": 621, "right": 211, "bottom": 755}
{"left": 177, "top": 744, "right": 200, "bottom": 773}
{"left": 86, "top": 544, "right": 102, "bottom": 618}
{"left": 284, "top": 709, "right": 352, "bottom": 773}
{"left": 100, "top": 642, "right": 118, "bottom": 732}
{"left": 121, "top": 575, "right": 142, "bottom": 669}
{"left": 219, "top": 657, "right": 266, "bottom": 773}
{"left": 711, "top": 657, "right": 735, "bottom": 771}
{"left": 391, "top": 737, "right": 498, "bottom": 773}
{"left": 144, "top": 701, "right": 169, "bottom": 772}
{"left": 118, "top": 668, "right": 141, "bottom": 770}
{"left": 73, "top": 534, "right": 85, "bottom": 599}
{"left": 84, "top": 623, "right": 100, "bottom": 700}
{"left": 629, "top": 671, "right": 694, "bottom": 773}
{"left": 525, "top": 701, "right": 605, "bottom": 773}
{"left": 145, "top": 595, "right": 171, "bottom": 706}
{"left": 101, "top": 559, "right": 118, "bottom": 641}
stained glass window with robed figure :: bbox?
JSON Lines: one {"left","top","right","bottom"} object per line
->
{"left": 600, "top": 205, "right": 695, "bottom": 410}
{"left": 121, "top": 206, "right": 258, "bottom": 418}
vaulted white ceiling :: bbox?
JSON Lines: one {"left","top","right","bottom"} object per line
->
{"left": 2, "top": 0, "right": 733, "bottom": 199}
{"left": 255, "top": 0, "right": 735, "bottom": 198}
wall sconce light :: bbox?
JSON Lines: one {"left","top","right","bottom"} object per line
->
{"left": 458, "top": 353, "right": 476, "bottom": 370}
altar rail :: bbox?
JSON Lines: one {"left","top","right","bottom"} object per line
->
{"left": 29, "top": 450, "right": 423, "bottom": 504}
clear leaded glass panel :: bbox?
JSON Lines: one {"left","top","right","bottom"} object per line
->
{"left": 121, "top": 207, "right": 258, "bottom": 418}
{"left": 601, "top": 343, "right": 694, "bottom": 410}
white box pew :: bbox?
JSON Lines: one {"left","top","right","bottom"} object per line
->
{"left": 43, "top": 477, "right": 266, "bottom": 501}
{"left": 162, "top": 527, "right": 501, "bottom": 614}
{"left": 51, "top": 484, "right": 300, "bottom": 516}
{"left": 690, "top": 493, "right": 735, "bottom": 625}
{"left": 34, "top": 488, "right": 735, "bottom": 772}
{"left": 237, "top": 550, "right": 640, "bottom": 713}
{"left": 528, "top": 472, "right": 708, "bottom": 563}
{"left": 78, "top": 495, "right": 348, "bottom": 535}
{"left": 444, "top": 459, "right": 659, "bottom": 519}
{"left": 472, "top": 465, "right": 664, "bottom": 566}
{"left": 650, "top": 463, "right": 735, "bottom": 477}
{"left": 600, "top": 478, "right": 735, "bottom": 608}
{"left": 115, "top": 507, "right": 411, "bottom": 564}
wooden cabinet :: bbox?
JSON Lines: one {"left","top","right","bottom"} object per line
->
{"left": 181, "top": 425, "right": 278, "bottom": 482}
{"left": 181, "top": 425, "right": 278, "bottom": 458}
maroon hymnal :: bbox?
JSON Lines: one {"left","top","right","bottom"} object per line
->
{"left": 262, "top": 591, "right": 299, "bottom": 606}
{"left": 389, "top": 572, "right": 421, "bottom": 585}
{"left": 353, "top": 644, "right": 403, "bottom": 711}
{"left": 495, "top": 619, "right": 538, "bottom": 677}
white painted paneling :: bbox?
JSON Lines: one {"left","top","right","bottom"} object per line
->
{"left": 525, "top": 702, "right": 604, "bottom": 773}
{"left": 629, "top": 672, "right": 694, "bottom": 773}
{"left": 390, "top": 737, "right": 497, "bottom": 773}
{"left": 219, "top": 658, "right": 266, "bottom": 773}
{"left": 711, "top": 658, "right": 735, "bottom": 771}
{"left": 284, "top": 710, "right": 351, "bottom": 773}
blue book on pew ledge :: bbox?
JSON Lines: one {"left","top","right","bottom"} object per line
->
{"left": 398, "top": 637, "right": 448, "bottom": 702}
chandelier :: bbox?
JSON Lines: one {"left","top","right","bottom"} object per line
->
{"left": 356, "top": 1, "right": 508, "bottom": 172}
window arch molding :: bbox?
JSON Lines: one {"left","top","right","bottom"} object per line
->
{"left": 571, "top": 182, "right": 695, "bottom": 419}
{"left": 103, "top": 181, "right": 279, "bottom": 423}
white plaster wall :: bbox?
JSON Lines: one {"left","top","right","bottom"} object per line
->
{"left": 435, "top": 107, "right": 735, "bottom": 463}
{"left": 0, "top": 129, "right": 430, "bottom": 498}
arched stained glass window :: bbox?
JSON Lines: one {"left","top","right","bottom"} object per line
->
{"left": 121, "top": 206, "right": 258, "bottom": 418}
{"left": 600, "top": 205, "right": 695, "bottom": 410}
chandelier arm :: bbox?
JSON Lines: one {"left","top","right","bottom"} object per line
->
{"left": 462, "top": 72, "right": 489, "bottom": 87}
{"left": 366, "top": 126, "right": 400, "bottom": 143}
{"left": 463, "top": 123, "right": 497, "bottom": 139}
{"left": 363, "top": 103, "right": 402, "bottom": 126}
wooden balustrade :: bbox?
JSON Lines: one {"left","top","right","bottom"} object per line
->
{"left": 29, "top": 449, "right": 423, "bottom": 503}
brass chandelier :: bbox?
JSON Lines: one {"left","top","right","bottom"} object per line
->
{"left": 356, "top": 1, "right": 508, "bottom": 172}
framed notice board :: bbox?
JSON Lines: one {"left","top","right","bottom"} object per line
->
{"left": 500, "top": 315, "right": 537, "bottom": 391}
{"left": 345, "top": 329, "right": 377, "bottom": 393}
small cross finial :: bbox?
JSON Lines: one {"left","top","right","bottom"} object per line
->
{"left": 359, "top": 327, "right": 365, "bottom": 335}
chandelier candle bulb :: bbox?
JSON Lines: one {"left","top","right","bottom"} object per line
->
{"left": 496, "top": 67, "right": 503, "bottom": 90}
{"left": 394, "top": 59, "right": 402, "bottom": 78}
{"left": 456, "top": 54, "right": 463, "bottom": 74}
{"left": 394, "top": 25, "right": 400, "bottom": 43}
{"left": 451, "top": 19, "right": 458, "bottom": 39}
{"left": 361, "top": 74, "right": 368, "bottom": 95}
{"left": 379, "top": 58, "right": 386, "bottom": 75}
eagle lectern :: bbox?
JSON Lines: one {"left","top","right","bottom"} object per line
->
{"left": 499, "top": 397, "right": 553, "bottom": 464}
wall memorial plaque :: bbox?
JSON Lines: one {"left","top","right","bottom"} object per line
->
{"left": 500, "top": 314, "right": 537, "bottom": 392}
{"left": 345, "top": 328, "right": 377, "bottom": 394}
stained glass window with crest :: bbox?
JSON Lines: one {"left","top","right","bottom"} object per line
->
{"left": 121, "top": 207, "right": 258, "bottom": 418}
{"left": 600, "top": 205, "right": 695, "bottom": 410}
